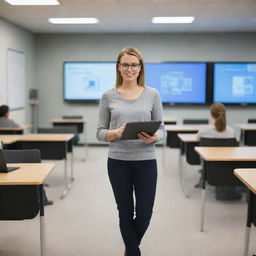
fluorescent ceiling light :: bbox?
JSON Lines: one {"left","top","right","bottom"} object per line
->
{"left": 152, "top": 16, "right": 195, "bottom": 24}
{"left": 3, "top": 0, "right": 59, "bottom": 5}
{"left": 48, "top": 18, "right": 98, "bottom": 24}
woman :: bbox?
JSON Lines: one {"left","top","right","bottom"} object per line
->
{"left": 196, "top": 102, "right": 234, "bottom": 140}
{"left": 196, "top": 103, "right": 242, "bottom": 199}
{"left": 96, "top": 47, "right": 164, "bottom": 256}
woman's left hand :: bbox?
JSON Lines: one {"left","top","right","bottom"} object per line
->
{"left": 138, "top": 132, "right": 157, "bottom": 144}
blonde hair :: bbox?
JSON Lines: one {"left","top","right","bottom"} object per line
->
{"left": 115, "top": 47, "right": 145, "bottom": 88}
{"left": 210, "top": 103, "right": 227, "bottom": 132}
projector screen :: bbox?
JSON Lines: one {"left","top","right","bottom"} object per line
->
{"left": 214, "top": 63, "right": 256, "bottom": 104}
{"left": 64, "top": 62, "right": 116, "bottom": 101}
{"left": 144, "top": 63, "right": 207, "bottom": 104}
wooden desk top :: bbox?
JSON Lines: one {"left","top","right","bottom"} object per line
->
{"left": 165, "top": 124, "right": 208, "bottom": 132}
{"left": 234, "top": 169, "right": 256, "bottom": 194}
{"left": 0, "top": 163, "right": 54, "bottom": 185}
{"left": 19, "top": 133, "right": 74, "bottom": 142}
{"left": 178, "top": 133, "right": 198, "bottom": 142}
{"left": 195, "top": 147, "right": 256, "bottom": 161}
{"left": 0, "top": 125, "right": 32, "bottom": 131}
{"left": 50, "top": 119, "right": 85, "bottom": 123}
{"left": 0, "top": 135, "right": 22, "bottom": 144}
{"left": 237, "top": 124, "right": 256, "bottom": 130}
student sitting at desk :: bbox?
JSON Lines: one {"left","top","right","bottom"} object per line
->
{"left": 0, "top": 105, "right": 19, "bottom": 127}
{"left": 196, "top": 103, "right": 241, "bottom": 200}
{"left": 0, "top": 105, "right": 53, "bottom": 205}
{"left": 196, "top": 103, "right": 234, "bottom": 140}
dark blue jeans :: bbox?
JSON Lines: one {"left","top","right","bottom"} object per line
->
{"left": 108, "top": 158, "right": 157, "bottom": 256}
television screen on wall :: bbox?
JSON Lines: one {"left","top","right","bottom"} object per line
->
{"left": 144, "top": 62, "right": 207, "bottom": 104}
{"left": 214, "top": 63, "right": 256, "bottom": 104}
{"left": 64, "top": 62, "right": 116, "bottom": 101}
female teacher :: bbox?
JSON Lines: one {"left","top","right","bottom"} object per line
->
{"left": 96, "top": 47, "right": 164, "bottom": 256}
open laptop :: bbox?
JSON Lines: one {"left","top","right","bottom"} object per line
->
{"left": 0, "top": 150, "right": 20, "bottom": 173}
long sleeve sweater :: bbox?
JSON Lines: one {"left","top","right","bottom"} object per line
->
{"left": 96, "top": 87, "right": 165, "bottom": 161}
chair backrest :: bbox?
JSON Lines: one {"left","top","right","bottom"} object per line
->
{"left": 62, "top": 115, "right": 83, "bottom": 119}
{"left": 3, "top": 149, "right": 41, "bottom": 163}
{"left": 38, "top": 126, "right": 77, "bottom": 134}
{"left": 199, "top": 137, "right": 238, "bottom": 147}
{"left": 248, "top": 119, "right": 256, "bottom": 124}
{"left": 0, "top": 149, "right": 41, "bottom": 220}
{"left": 199, "top": 137, "right": 241, "bottom": 187}
{"left": 183, "top": 119, "right": 209, "bottom": 124}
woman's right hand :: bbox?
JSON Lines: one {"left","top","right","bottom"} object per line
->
{"left": 105, "top": 124, "right": 126, "bottom": 142}
{"left": 115, "top": 124, "right": 126, "bottom": 138}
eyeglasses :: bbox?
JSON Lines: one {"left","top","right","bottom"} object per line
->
{"left": 119, "top": 63, "right": 141, "bottom": 70}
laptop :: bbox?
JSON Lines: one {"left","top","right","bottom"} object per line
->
{"left": 0, "top": 150, "right": 20, "bottom": 173}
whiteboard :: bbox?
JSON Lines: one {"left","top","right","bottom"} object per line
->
{"left": 7, "top": 49, "right": 26, "bottom": 109}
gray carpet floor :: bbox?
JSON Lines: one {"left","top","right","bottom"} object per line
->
{"left": 0, "top": 146, "right": 255, "bottom": 256}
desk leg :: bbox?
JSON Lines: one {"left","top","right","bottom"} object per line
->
{"left": 61, "top": 142, "right": 72, "bottom": 199}
{"left": 182, "top": 156, "right": 189, "bottom": 198}
{"left": 39, "top": 184, "right": 46, "bottom": 256}
{"left": 200, "top": 167, "right": 206, "bottom": 232}
{"left": 244, "top": 190, "right": 254, "bottom": 256}
{"left": 71, "top": 150, "right": 74, "bottom": 182}
{"left": 61, "top": 158, "right": 70, "bottom": 199}
{"left": 82, "top": 122, "right": 88, "bottom": 162}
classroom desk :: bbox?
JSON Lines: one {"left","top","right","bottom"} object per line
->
{"left": 177, "top": 134, "right": 200, "bottom": 197}
{"left": 2, "top": 134, "right": 74, "bottom": 199}
{"left": 0, "top": 125, "right": 32, "bottom": 134}
{"left": 165, "top": 124, "right": 207, "bottom": 148}
{"left": 237, "top": 124, "right": 256, "bottom": 146}
{"left": 50, "top": 119, "right": 85, "bottom": 133}
{"left": 164, "top": 119, "right": 177, "bottom": 125}
{"left": 0, "top": 134, "right": 22, "bottom": 145}
{"left": 50, "top": 119, "right": 87, "bottom": 159}
{"left": 195, "top": 146, "right": 256, "bottom": 232}
{"left": 0, "top": 163, "right": 54, "bottom": 256}
{"left": 234, "top": 168, "right": 256, "bottom": 256}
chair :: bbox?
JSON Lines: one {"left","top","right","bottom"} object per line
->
{"left": 198, "top": 137, "right": 246, "bottom": 231}
{"left": 248, "top": 119, "right": 256, "bottom": 123}
{"left": 62, "top": 115, "right": 83, "bottom": 119}
{"left": 0, "top": 149, "right": 41, "bottom": 220}
{"left": 183, "top": 119, "right": 209, "bottom": 124}
{"left": 0, "top": 149, "right": 48, "bottom": 255}
{"left": 38, "top": 126, "right": 77, "bottom": 150}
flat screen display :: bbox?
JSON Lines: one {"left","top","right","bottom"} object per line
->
{"left": 144, "top": 63, "right": 207, "bottom": 103}
{"left": 214, "top": 63, "right": 256, "bottom": 104}
{"left": 64, "top": 62, "right": 116, "bottom": 101}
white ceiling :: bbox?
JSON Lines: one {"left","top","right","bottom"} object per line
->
{"left": 0, "top": 0, "right": 256, "bottom": 33}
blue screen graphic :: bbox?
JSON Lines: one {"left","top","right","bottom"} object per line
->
{"left": 214, "top": 63, "right": 256, "bottom": 103}
{"left": 144, "top": 63, "right": 207, "bottom": 103}
{"left": 64, "top": 62, "right": 116, "bottom": 100}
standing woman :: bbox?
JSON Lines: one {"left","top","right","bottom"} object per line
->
{"left": 96, "top": 47, "right": 164, "bottom": 256}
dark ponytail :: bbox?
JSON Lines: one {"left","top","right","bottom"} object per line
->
{"left": 210, "top": 103, "right": 226, "bottom": 132}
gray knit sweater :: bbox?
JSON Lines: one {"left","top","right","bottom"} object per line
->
{"left": 96, "top": 87, "right": 165, "bottom": 161}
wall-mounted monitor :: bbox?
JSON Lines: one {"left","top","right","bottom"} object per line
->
{"left": 144, "top": 62, "right": 207, "bottom": 104}
{"left": 64, "top": 62, "right": 116, "bottom": 101}
{"left": 214, "top": 63, "right": 256, "bottom": 104}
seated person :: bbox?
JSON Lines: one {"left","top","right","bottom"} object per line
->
{"left": 0, "top": 105, "right": 53, "bottom": 206}
{"left": 196, "top": 103, "right": 234, "bottom": 140}
{"left": 0, "top": 105, "right": 19, "bottom": 127}
{"left": 196, "top": 103, "right": 241, "bottom": 200}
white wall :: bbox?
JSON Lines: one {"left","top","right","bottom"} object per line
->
{"left": 0, "top": 18, "right": 35, "bottom": 125}
{"left": 35, "top": 33, "right": 256, "bottom": 143}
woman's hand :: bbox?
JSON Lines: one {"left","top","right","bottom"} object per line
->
{"left": 138, "top": 132, "right": 157, "bottom": 144}
{"left": 115, "top": 124, "right": 126, "bottom": 138}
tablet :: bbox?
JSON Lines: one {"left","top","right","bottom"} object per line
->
{"left": 120, "top": 121, "right": 161, "bottom": 140}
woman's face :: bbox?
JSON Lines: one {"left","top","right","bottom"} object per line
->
{"left": 118, "top": 54, "right": 141, "bottom": 84}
